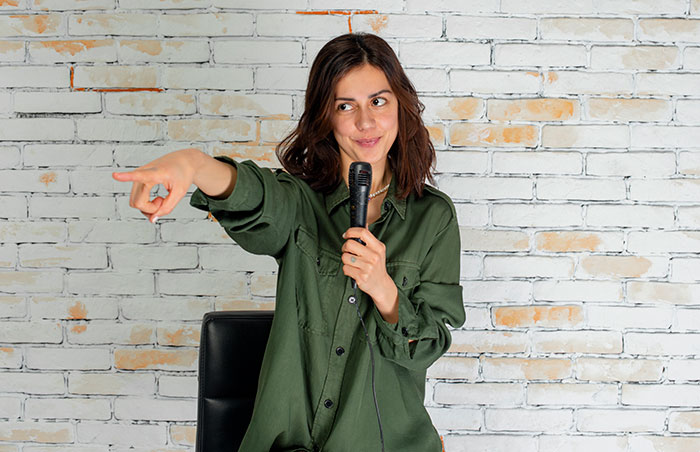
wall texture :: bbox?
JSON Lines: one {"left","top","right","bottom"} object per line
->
{"left": 2, "top": 0, "right": 700, "bottom": 451}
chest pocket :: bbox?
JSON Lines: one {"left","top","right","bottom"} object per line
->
{"left": 294, "top": 226, "right": 341, "bottom": 334}
{"left": 387, "top": 261, "right": 420, "bottom": 297}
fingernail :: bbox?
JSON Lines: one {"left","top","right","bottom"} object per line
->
{"left": 152, "top": 216, "right": 159, "bottom": 224}
{"left": 342, "top": 232, "right": 346, "bottom": 238}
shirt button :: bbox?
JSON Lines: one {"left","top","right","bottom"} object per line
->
{"left": 402, "top": 276, "right": 408, "bottom": 287}
{"left": 348, "top": 296, "right": 356, "bottom": 304}
{"left": 383, "top": 201, "right": 390, "bottom": 211}
{"left": 324, "top": 399, "right": 334, "bottom": 409}
{"left": 316, "top": 257, "right": 320, "bottom": 266}
{"left": 401, "top": 327, "right": 409, "bottom": 337}
{"left": 336, "top": 346, "right": 345, "bottom": 356}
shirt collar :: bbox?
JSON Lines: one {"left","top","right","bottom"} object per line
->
{"left": 324, "top": 175, "right": 407, "bottom": 220}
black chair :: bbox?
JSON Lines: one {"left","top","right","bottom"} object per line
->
{"left": 196, "top": 310, "right": 274, "bottom": 452}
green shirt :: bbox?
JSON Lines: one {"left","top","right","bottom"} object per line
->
{"left": 190, "top": 157, "right": 465, "bottom": 452}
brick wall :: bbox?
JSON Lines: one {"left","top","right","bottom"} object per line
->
{"left": 2, "top": 0, "right": 700, "bottom": 451}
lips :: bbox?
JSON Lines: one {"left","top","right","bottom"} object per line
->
{"left": 354, "top": 137, "right": 381, "bottom": 147}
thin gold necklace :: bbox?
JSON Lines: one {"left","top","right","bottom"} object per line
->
{"left": 369, "top": 182, "right": 390, "bottom": 199}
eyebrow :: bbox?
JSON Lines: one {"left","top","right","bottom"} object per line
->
{"left": 335, "top": 89, "right": 392, "bottom": 101}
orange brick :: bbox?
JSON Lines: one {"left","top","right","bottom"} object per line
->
{"left": 536, "top": 231, "right": 604, "bottom": 252}
{"left": 587, "top": 98, "right": 672, "bottom": 121}
{"left": 488, "top": 98, "right": 579, "bottom": 121}
{"left": 450, "top": 123, "right": 538, "bottom": 147}
{"left": 115, "top": 349, "right": 198, "bottom": 370}
{"left": 0, "top": 41, "right": 24, "bottom": 60}
{"left": 493, "top": 305, "right": 583, "bottom": 328}
{"left": 157, "top": 324, "right": 201, "bottom": 346}
{"left": 171, "top": 425, "right": 196, "bottom": 446}
{"left": 0, "top": 15, "right": 61, "bottom": 36}
{"left": 0, "top": 422, "right": 72, "bottom": 443}
{"left": 29, "top": 40, "right": 115, "bottom": 62}
{"left": 482, "top": 357, "right": 573, "bottom": 380}
{"left": 579, "top": 255, "right": 658, "bottom": 278}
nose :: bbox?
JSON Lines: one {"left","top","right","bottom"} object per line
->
{"left": 355, "top": 106, "right": 375, "bottom": 131}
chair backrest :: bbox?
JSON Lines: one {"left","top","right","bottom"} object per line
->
{"left": 196, "top": 310, "right": 274, "bottom": 452}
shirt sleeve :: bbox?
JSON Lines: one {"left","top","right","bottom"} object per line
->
{"left": 189, "top": 156, "right": 298, "bottom": 258}
{"left": 370, "top": 212, "right": 465, "bottom": 371}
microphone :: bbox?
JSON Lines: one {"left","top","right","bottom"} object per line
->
{"left": 349, "top": 162, "right": 372, "bottom": 289}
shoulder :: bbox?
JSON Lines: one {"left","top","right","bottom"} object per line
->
{"left": 414, "top": 184, "right": 458, "bottom": 224}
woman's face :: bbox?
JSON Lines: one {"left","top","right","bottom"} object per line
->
{"left": 331, "top": 64, "right": 399, "bottom": 180}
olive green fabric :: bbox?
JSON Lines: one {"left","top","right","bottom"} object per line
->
{"left": 190, "top": 157, "right": 465, "bottom": 452}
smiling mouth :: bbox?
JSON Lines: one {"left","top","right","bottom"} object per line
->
{"left": 354, "top": 137, "right": 381, "bottom": 147}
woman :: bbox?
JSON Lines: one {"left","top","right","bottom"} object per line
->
{"left": 113, "top": 33, "right": 464, "bottom": 452}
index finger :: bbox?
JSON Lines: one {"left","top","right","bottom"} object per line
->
{"left": 112, "top": 167, "right": 157, "bottom": 183}
{"left": 343, "top": 227, "right": 381, "bottom": 248}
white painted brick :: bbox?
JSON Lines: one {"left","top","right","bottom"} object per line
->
{"left": 257, "top": 13, "right": 347, "bottom": 37}
{"left": 77, "top": 119, "right": 162, "bottom": 142}
{"left": 0, "top": 119, "right": 73, "bottom": 141}
{"left": 586, "top": 204, "right": 674, "bottom": 228}
{"left": 73, "top": 66, "right": 157, "bottom": 89}
{"left": 160, "top": 220, "right": 234, "bottom": 244}
{"left": 495, "top": 44, "right": 586, "bottom": 68}
{"left": 69, "top": 14, "right": 158, "bottom": 36}
{"left": 407, "top": 0, "right": 499, "bottom": 12}
{"left": 463, "top": 307, "right": 491, "bottom": 328}
{"left": 0, "top": 221, "right": 65, "bottom": 243}
{"left": 447, "top": 16, "right": 536, "bottom": 40}
{"left": 158, "top": 271, "right": 246, "bottom": 296}
{"left": 0, "top": 295, "right": 25, "bottom": 318}
{"left": 400, "top": 41, "right": 490, "bottom": 67}
{"left": 544, "top": 71, "right": 634, "bottom": 96}
{"left": 481, "top": 357, "right": 572, "bottom": 381}
{"left": 0, "top": 397, "right": 21, "bottom": 419}
{"left": 0, "top": 147, "right": 20, "bottom": 168}
{"left": 0, "top": 43, "right": 25, "bottom": 63}
{"left": 622, "top": 384, "right": 700, "bottom": 407}
{"left": 214, "top": 40, "right": 302, "bottom": 64}
{"left": 67, "top": 322, "right": 154, "bottom": 345}
{"left": 32, "top": 0, "right": 114, "bottom": 9}
{"left": 114, "top": 397, "right": 196, "bottom": 421}
{"left": 587, "top": 306, "right": 673, "bottom": 330}
{"left": 668, "top": 359, "right": 700, "bottom": 381}
{"left": 0, "top": 321, "right": 63, "bottom": 344}
{"left": 30, "top": 196, "right": 115, "bottom": 219}
{"left": 455, "top": 203, "right": 488, "bottom": 228}
{"left": 485, "top": 256, "right": 574, "bottom": 278}
{"left": 120, "top": 0, "right": 207, "bottom": 8}
{"left": 68, "top": 221, "right": 156, "bottom": 244}
{"left": 405, "top": 68, "right": 448, "bottom": 93}
{"left": 260, "top": 120, "right": 296, "bottom": 143}
{"left": 680, "top": 151, "right": 700, "bottom": 175}
{"left": 542, "top": 125, "right": 629, "bottom": 148}
{"left": 671, "top": 258, "right": 700, "bottom": 282}
{"left": 576, "top": 255, "right": 668, "bottom": 279}
{"left": 111, "top": 246, "right": 197, "bottom": 270}
{"left": 532, "top": 331, "right": 622, "bottom": 354}
{"left": 631, "top": 179, "right": 700, "bottom": 202}
{"left": 486, "top": 408, "right": 572, "bottom": 432}
{"left": 159, "top": 13, "right": 253, "bottom": 36}
{"left": 26, "top": 398, "right": 111, "bottom": 420}
{"left": 27, "top": 347, "right": 111, "bottom": 370}
{"left": 493, "top": 204, "right": 582, "bottom": 227}
{"left": 19, "top": 245, "right": 107, "bottom": 269}
{"left": 427, "top": 356, "right": 479, "bottom": 380}
{"left": 629, "top": 231, "right": 700, "bottom": 253}
{"left": 0, "top": 271, "right": 63, "bottom": 293}
{"left": 199, "top": 245, "right": 276, "bottom": 271}
{"left": 434, "top": 382, "right": 524, "bottom": 405}
{"left": 162, "top": 67, "right": 253, "bottom": 90}
{"left": 426, "top": 407, "right": 481, "bottom": 431}
{"left": 633, "top": 125, "right": 700, "bottom": 149}
{"left": 676, "top": 100, "right": 700, "bottom": 124}
{"left": 461, "top": 255, "right": 481, "bottom": 278}
{"left": 77, "top": 422, "right": 167, "bottom": 447}
{"left": 0, "top": 245, "right": 17, "bottom": 267}
{"left": 628, "top": 281, "right": 700, "bottom": 305}
{"left": 540, "top": 436, "right": 628, "bottom": 452}
{"left": 493, "top": 152, "right": 581, "bottom": 175}
{"left": 0, "top": 347, "right": 22, "bottom": 368}
{"left": 444, "top": 435, "right": 537, "bottom": 452}
{"left": 0, "top": 67, "right": 69, "bottom": 88}
{"left": 460, "top": 228, "right": 528, "bottom": 252}
{"left": 676, "top": 308, "right": 700, "bottom": 331}
{"left": 200, "top": 93, "right": 292, "bottom": 117}
{"left": 528, "top": 383, "right": 618, "bottom": 405}
{"left": 439, "top": 176, "right": 532, "bottom": 200}
{"left": 256, "top": 66, "right": 308, "bottom": 91}
{"left": 30, "top": 296, "right": 118, "bottom": 320}
{"left": 435, "top": 151, "right": 488, "bottom": 174}
{"left": 669, "top": 411, "right": 700, "bottom": 432}
{"left": 576, "top": 358, "right": 663, "bottom": 382}
{"left": 591, "top": 45, "right": 679, "bottom": 70}
{"left": 679, "top": 206, "right": 700, "bottom": 228}
{"left": 451, "top": 70, "right": 541, "bottom": 94}
{"left": 309, "top": 0, "right": 403, "bottom": 9}
{"left": 1, "top": 371, "right": 65, "bottom": 394}
{"left": 0, "top": 421, "right": 73, "bottom": 443}
{"left": 158, "top": 375, "right": 197, "bottom": 397}
{"left": 540, "top": 18, "right": 633, "bottom": 42}
{"left": 626, "top": 333, "right": 700, "bottom": 356}
{"left": 0, "top": 92, "right": 12, "bottom": 113}
{"left": 352, "top": 14, "right": 443, "bottom": 39}
{"left": 538, "top": 178, "right": 626, "bottom": 201}
{"left": 503, "top": 0, "right": 685, "bottom": 14}
{"left": 121, "top": 296, "right": 210, "bottom": 321}
{"left": 587, "top": 152, "right": 675, "bottom": 177}
{"left": 69, "top": 372, "right": 155, "bottom": 396}
{"left": 105, "top": 92, "right": 196, "bottom": 116}
{"left": 28, "top": 40, "right": 117, "bottom": 63}
{"left": 119, "top": 40, "right": 209, "bottom": 63}
{"left": 0, "top": 196, "right": 25, "bottom": 219}
{"left": 66, "top": 272, "right": 153, "bottom": 295}
{"left": 450, "top": 330, "right": 528, "bottom": 353}
{"left": 24, "top": 145, "right": 113, "bottom": 167}
{"left": 0, "top": 170, "right": 69, "bottom": 193}
{"left": 462, "top": 281, "right": 531, "bottom": 303}
{"left": 638, "top": 73, "right": 700, "bottom": 96}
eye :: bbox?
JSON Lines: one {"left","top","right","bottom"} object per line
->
{"left": 372, "top": 97, "right": 387, "bottom": 107}
{"left": 337, "top": 102, "right": 353, "bottom": 112}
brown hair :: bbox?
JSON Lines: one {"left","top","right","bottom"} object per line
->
{"left": 275, "top": 33, "right": 435, "bottom": 199}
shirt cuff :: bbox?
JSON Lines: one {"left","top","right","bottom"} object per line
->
{"left": 189, "top": 156, "right": 261, "bottom": 213}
